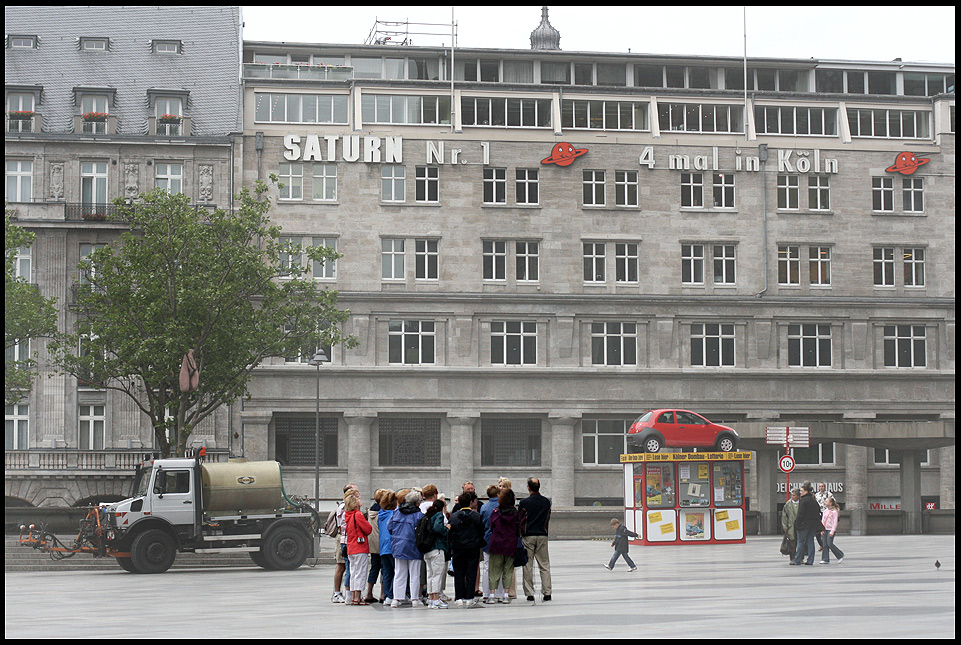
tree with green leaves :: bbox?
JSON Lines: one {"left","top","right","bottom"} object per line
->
{"left": 49, "top": 183, "right": 356, "bottom": 457}
{"left": 5, "top": 210, "right": 59, "bottom": 405}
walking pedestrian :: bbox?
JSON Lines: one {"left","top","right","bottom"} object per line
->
{"left": 819, "top": 497, "right": 845, "bottom": 564}
{"left": 781, "top": 489, "right": 799, "bottom": 559}
{"left": 424, "top": 499, "right": 450, "bottom": 609}
{"left": 487, "top": 488, "right": 520, "bottom": 604}
{"left": 344, "top": 494, "right": 372, "bottom": 605}
{"left": 448, "top": 491, "right": 486, "bottom": 606}
{"left": 605, "top": 518, "right": 638, "bottom": 571}
{"left": 377, "top": 490, "right": 397, "bottom": 604}
{"left": 519, "top": 477, "right": 552, "bottom": 602}
{"left": 387, "top": 489, "right": 424, "bottom": 608}
{"left": 792, "top": 482, "right": 821, "bottom": 566}
{"left": 814, "top": 482, "right": 835, "bottom": 552}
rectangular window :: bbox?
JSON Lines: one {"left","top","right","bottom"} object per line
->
{"left": 872, "top": 177, "right": 893, "bottom": 212}
{"left": 312, "top": 163, "right": 337, "bottom": 201}
{"left": 515, "top": 168, "right": 539, "bottom": 205}
{"left": 78, "top": 404, "right": 105, "bottom": 450}
{"left": 583, "top": 170, "right": 605, "bottom": 206}
{"left": 777, "top": 175, "right": 799, "bottom": 210}
{"left": 681, "top": 244, "right": 704, "bottom": 285}
{"left": 382, "top": 165, "right": 405, "bottom": 202}
{"left": 873, "top": 247, "right": 895, "bottom": 286}
{"left": 491, "top": 321, "right": 536, "bottom": 365}
{"left": 808, "top": 176, "right": 831, "bottom": 211}
{"left": 681, "top": 173, "right": 703, "bottom": 208}
{"left": 5, "top": 160, "right": 32, "bottom": 203}
{"left": 754, "top": 106, "right": 837, "bottom": 136}
{"left": 415, "top": 239, "right": 439, "bottom": 280}
{"left": 483, "top": 168, "right": 506, "bottom": 204}
{"left": 583, "top": 242, "right": 606, "bottom": 283}
{"left": 615, "top": 243, "right": 639, "bottom": 284}
{"left": 903, "top": 248, "right": 925, "bottom": 287}
{"left": 415, "top": 166, "right": 439, "bottom": 203}
{"left": 591, "top": 322, "right": 637, "bottom": 366}
{"left": 561, "top": 99, "right": 648, "bottom": 130}
{"left": 883, "top": 325, "right": 926, "bottom": 368}
{"left": 154, "top": 163, "right": 183, "bottom": 195}
{"left": 461, "top": 97, "right": 550, "bottom": 128}
{"left": 903, "top": 178, "right": 924, "bottom": 213}
{"left": 481, "top": 418, "right": 541, "bottom": 467}
{"left": 658, "top": 103, "right": 743, "bottom": 133}
{"left": 581, "top": 419, "right": 630, "bottom": 465}
{"left": 615, "top": 170, "right": 638, "bottom": 207}
{"left": 80, "top": 161, "right": 109, "bottom": 215}
{"left": 778, "top": 245, "right": 800, "bottom": 286}
{"left": 713, "top": 173, "right": 735, "bottom": 208}
{"left": 255, "top": 93, "right": 348, "bottom": 124}
{"left": 788, "top": 323, "right": 832, "bottom": 367}
{"left": 274, "top": 416, "right": 337, "bottom": 466}
{"left": 515, "top": 241, "right": 539, "bottom": 282}
{"left": 691, "top": 323, "right": 735, "bottom": 367}
{"left": 5, "top": 403, "right": 29, "bottom": 450}
{"left": 483, "top": 240, "right": 506, "bottom": 280}
{"left": 381, "top": 238, "right": 405, "bottom": 280}
{"left": 278, "top": 163, "right": 303, "bottom": 200}
{"left": 155, "top": 97, "right": 183, "bottom": 136}
{"left": 712, "top": 244, "right": 736, "bottom": 285}
{"left": 809, "top": 246, "right": 832, "bottom": 286}
{"left": 311, "top": 237, "right": 337, "bottom": 279}
{"left": 388, "top": 320, "right": 435, "bottom": 365}
{"left": 848, "top": 108, "right": 931, "bottom": 139}
{"left": 380, "top": 418, "right": 441, "bottom": 467}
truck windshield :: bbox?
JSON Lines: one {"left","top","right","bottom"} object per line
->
{"left": 133, "top": 466, "right": 152, "bottom": 497}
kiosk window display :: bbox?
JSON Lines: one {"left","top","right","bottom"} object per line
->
{"left": 620, "top": 452, "right": 751, "bottom": 545}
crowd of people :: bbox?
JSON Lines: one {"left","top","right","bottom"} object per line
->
{"left": 329, "top": 477, "right": 552, "bottom": 608}
{"left": 782, "top": 481, "right": 846, "bottom": 565}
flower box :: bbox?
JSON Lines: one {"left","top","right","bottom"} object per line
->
{"left": 158, "top": 113, "right": 183, "bottom": 123}
{"left": 8, "top": 110, "right": 35, "bottom": 120}
{"left": 81, "top": 212, "right": 108, "bottom": 221}
{"left": 82, "top": 112, "right": 108, "bottom": 122}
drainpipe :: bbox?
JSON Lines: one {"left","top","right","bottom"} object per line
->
{"left": 755, "top": 143, "right": 769, "bottom": 299}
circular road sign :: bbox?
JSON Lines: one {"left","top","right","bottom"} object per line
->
{"left": 779, "top": 455, "right": 796, "bottom": 473}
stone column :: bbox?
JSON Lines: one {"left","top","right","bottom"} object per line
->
{"left": 844, "top": 444, "right": 869, "bottom": 535}
{"left": 939, "top": 445, "right": 955, "bottom": 510}
{"left": 753, "top": 447, "right": 779, "bottom": 535}
{"left": 549, "top": 415, "right": 577, "bottom": 507}
{"left": 343, "top": 413, "right": 375, "bottom": 498}
{"left": 899, "top": 449, "right": 923, "bottom": 534}
{"left": 448, "top": 415, "right": 478, "bottom": 497}
{"left": 239, "top": 409, "right": 273, "bottom": 461}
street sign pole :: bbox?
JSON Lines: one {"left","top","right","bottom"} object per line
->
{"left": 767, "top": 427, "right": 809, "bottom": 502}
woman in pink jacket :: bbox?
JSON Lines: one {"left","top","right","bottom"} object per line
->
{"left": 819, "top": 497, "right": 845, "bottom": 564}
{"left": 345, "top": 494, "right": 373, "bottom": 604}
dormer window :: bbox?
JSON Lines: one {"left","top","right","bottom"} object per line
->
{"left": 9, "top": 36, "right": 37, "bottom": 49}
{"left": 81, "top": 37, "right": 108, "bottom": 52}
{"left": 153, "top": 40, "right": 182, "bottom": 54}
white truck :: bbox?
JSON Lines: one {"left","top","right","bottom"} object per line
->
{"left": 19, "top": 454, "right": 319, "bottom": 574}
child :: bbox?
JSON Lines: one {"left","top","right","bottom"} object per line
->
{"left": 605, "top": 518, "right": 638, "bottom": 572}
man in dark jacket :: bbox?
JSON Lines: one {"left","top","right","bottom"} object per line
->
{"left": 792, "top": 482, "right": 822, "bottom": 566}
{"left": 448, "top": 492, "right": 486, "bottom": 606}
{"left": 519, "top": 477, "right": 552, "bottom": 601}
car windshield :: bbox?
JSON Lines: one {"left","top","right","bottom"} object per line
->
{"left": 636, "top": 411, "right": 653, "bottom": 423}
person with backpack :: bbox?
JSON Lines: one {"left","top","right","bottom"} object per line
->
{"left": 422, "top": 499, "right": 450, "bottom": 609}
{"left": 387, "top": 489, "right": 424, "bottom": 608}
{"left": 448, "top": 491, "right": 486, "bottom": 606}
{"left": 487, "top": 488, "right": 521, "bottom": 604}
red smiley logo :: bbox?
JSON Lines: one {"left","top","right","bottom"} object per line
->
{"left": 885, "top": 151, "right": 930, "bottom": 175}
{"left": 541, "top": 142, "right": 588, "bottom": 167}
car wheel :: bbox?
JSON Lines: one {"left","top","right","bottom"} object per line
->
{"left": 716, "top": 435, "right": 736, "bottom": 452}
{"left": 644, "top": 436, "right": 662, "bottom": 453}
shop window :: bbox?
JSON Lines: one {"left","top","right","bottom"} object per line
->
{"left": 678, "top": 461, "right": 711, "bottom": 507}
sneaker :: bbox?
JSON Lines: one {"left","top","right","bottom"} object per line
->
{"left": 542, "top": 595, "right": 551, "bottom": 602}
{"left": 332, "top": 592, "right": 345, "bottom": 603}
{"left": 466, "top": 599, "right": 480, "bottom": 608}
{"left": 603, "top": 564, "right": 612, "bottom": 571}
{"left": 838, "top": 557, "right": 844, "bottom": 563}
{"left": 818, "top": 560, "right": 829, "bottom": 564}
{"left": 629, "top": 567, "right": 637, "bottom": 572}
{"left": 483, "top": 596, "right": 497, "bottom": 605}
{"left": 501, "top": 597, "right": 512, "bottom": 605}
{"left": 389, "top": 599, "right": 402, "bottom": 608}
{"left": 526, "top": 595, "right": 535, "bottom": 602}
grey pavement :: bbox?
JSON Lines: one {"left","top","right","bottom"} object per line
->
{"left": 5, "top": 535, "right": 955, "bottom": 639}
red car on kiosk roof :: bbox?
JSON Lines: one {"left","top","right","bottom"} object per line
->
{"left": 628, "top": 409, "right": 738, "bottom": 453}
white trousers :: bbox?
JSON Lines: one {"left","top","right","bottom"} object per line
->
{"left": 393, "top": 558, "right": 422, "bottom": 601}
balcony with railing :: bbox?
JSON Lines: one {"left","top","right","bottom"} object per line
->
{"left": 244, "top": 63, "right": 354, "bottom": 81}
{"left": 65, "top": 203, "right": 122, "bottom": 222}
{"left": 6, "top": 111, "right": 39, "bottom": 133}
{"left": 5, "top": 449, "right": 231, "bottom": 472}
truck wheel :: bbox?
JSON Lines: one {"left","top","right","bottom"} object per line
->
{"left": 116, "top": 556, "right": 139, "bottom": 573}
{"left": 249, "top": 550, "right": 268, "bottom": 569}
{"left": 130, "top": 529, "right": 176, "bottom": 574}
{"left": 263, "top": 526, "right": 308, "bottom": 571}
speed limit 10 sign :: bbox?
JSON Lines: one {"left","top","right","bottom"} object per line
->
{"left": 779, "top": 455, "right": 796, "bottom": 473}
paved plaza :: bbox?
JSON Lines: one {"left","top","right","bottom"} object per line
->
{"left": 5, "top": 535, "right": 954, "bottom": 639}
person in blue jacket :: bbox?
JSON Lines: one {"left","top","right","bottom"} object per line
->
{"left": 387, "top": 489, "right": 424, "bottom": 608}
{"left": 377, "top": 490, "right": 397, "bottom": 603}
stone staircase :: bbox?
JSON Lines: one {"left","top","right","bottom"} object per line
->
{"left": 5, "top": 535, "right": 335, "bottom": 572}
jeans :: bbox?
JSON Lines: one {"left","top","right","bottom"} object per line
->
{"left": 793, "top": 529, "right": 817, "bottom": 564}
{"left": 379, "top": 554, "right": 395, "bottom": 600}
{"left": 821, "top": 532, "right": 844, "bottom": 562}
{"left": 608, "top": 549, "right": 636, "bottom": 569}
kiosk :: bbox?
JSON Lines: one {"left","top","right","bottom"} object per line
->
{"left": 620, "top": 452, "right": 752, "bottom": 545}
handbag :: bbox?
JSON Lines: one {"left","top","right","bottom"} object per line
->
{"left": 513, "top": 536, "right": 529, "bottom": 568}
{"left": 779, "top": 532, "right": 795, "bottom": 556}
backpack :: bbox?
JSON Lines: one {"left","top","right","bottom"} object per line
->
{"left": 415, "top": 514, "right": 434, "bottom": 554}
{"left": 324, "top": 509, "right": 339, "bottom": 538}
